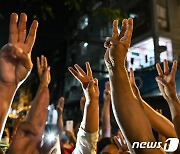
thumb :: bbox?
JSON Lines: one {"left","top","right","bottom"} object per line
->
{"left": 94, "top": 78, "right": 98, "bottom": 86}
{"left": 14, "top": 47, "right": 32, "bottom": 70}
{"left": 93, "top": 78, "right": 99, "bottom": 92}
{"left": 155, "top": 76, "right": 169, "bottom": 88}
{"left": 87, "top": 80, "right": 95, "bottom": 91}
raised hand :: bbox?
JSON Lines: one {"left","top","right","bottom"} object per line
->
{"left": 104, "top": 18, "right": 133, "bottom": 69}
{"left": 0, "top": 13, "right": 38, "bottom": 86}
{"left": 56, "top": 97, "right": 64, "bottom": 115}
{"left": 103, "top": 81, "right": 111, "bottom": 102}
{"left": 0, "top": 13, "right": 38, "bottom": 139}
{"left": 156, "top": 60, "right": 178, "bottom": 103}
{"left": 114, "top": 132, "right": 129, "bottom": 154}
{"left": 37, "top": 55, "right": 51, "bottom": 87}
{"left": 56, "top": 97, "right": 65, "bottom": 136}
{"left": 102, "top": 81, "right": 111, "bottom": 138}
{"left": 80, "top": 95, "right": 86, "bottom": 114}
{"left": 68, "top": 62, "right": 99, "bottom": 136}
{"left": 68, "top": 62, "right": 99, "bottom": 100}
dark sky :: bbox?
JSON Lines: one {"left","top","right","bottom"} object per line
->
{"left": 0, "top": 0, "right": 76, "bottom": 101}
{"left": 0, "top": 0, "right": 74, "bottom": 54}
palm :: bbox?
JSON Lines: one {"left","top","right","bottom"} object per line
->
{"left": 77, "top": 75, "right": 92, "bottom": 88}
{"left": 104, "top": 19, "right": 133, "bottom": 68}
{"left": 37, "top": 55, "right": 51, "bottom": 87}
{"left": 156, "top": 60, "right": 178, "bottom": 101}
{"left": 0, "top": 13, "right": 38, "bottom": 85}
{"left": 164, "top": 75, "right": 173, "bottom": 84}
{"left": 68, "top": 62, "right": 93, "bottom": 89}
{"left": 163, "top": 74, "right": 175, "bottom": 96}
{"left": 0, "top": 44, "right": 30, "bottom": 84}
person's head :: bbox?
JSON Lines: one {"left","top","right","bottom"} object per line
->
{"left": 97, "top": 137, "right": 119, "bottom": 154}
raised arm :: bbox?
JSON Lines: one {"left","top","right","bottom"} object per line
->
{"left": 0, "top": 13, "right": 38, "bottom": 138}
{"left": 26, "top": 55, "right": 51, "bottom": 128}
{"left": 129, "top": 68, "right": 177, "bottom": 139}
{"left": 56, "top": 97, "right": 65, "bottom": 136}
{"left": 80, "top": 95, "right": 85, "bottom": 115}
{"left": 102, "top": 81, "right": 111, "bottom": 138}
{"left": 8, "top": 56, "right": 53, "bottom": 154}
{"left": 69, "top": 62, "right": 99, "bottom": 154}
{"left": 156, "top": 60, "right": 180, "bottom": 139}
{"left": 104, "top": 19, "right": 165, "bottom": 154}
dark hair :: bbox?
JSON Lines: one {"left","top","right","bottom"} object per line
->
{"left": 97, "top": 137, "right": 117, "bottom": 154}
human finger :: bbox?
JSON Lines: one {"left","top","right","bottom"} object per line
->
{"left": 18, "top": 13, "right": 27, "bottom": 43}
{"left": 170, "top": 60, "right": 178, "bottom": 77}
{"left": 156, "top": 63, "right": 163, "bottom": 76}
{"left": 41, "top": 55, "right": 44, "bottom": 68}
{"left": 74, "top": 64, "right": 86, "bottom": 76}
{"left": 112, "top": 20, "right": 119, "bottom": 39}
{"left": 37, "top": 57, "right": 41, "bottom": 70}
{"left": 118, "top": 19, "right": 128, "bottom": 39}
{"left": 68, "top": 67, "right": 82, "bottom": 82}
{"left": 129, "top": 68, "right": 135, "bottom": 84}
{"left": 163, "top": 59, "right": 170, "bottom": 75}
{"left": 86, "top": 62, "right": 93, "bottom": 79}
{"left": 120, "top": 18, "right": 133, "bottom": 47}
{"left": 156, "top": 76, "right": 170, "bottom": 88}
{"left": 25, "top": 20, "right": 38, "bottom": 53}
{"left": 44, "top": 56, "right": 48, "bottom": 68}
{"left": 58, "top": 97, "right": 64, "bottom": 108}
{"left": 9, "top": 13, "right": 18, "bottom": 43}
{"left": 105, "top": 81, "right": 110, "bottom": 91}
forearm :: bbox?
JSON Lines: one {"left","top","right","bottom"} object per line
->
{"left": 167, "top": 98, "right": 180, "bottom": 139}
{"left": 102, "top": 101, "right": 111, "bottom": 138}
{"left": 0, "top": 83, "right": 17, "bottom": 139}
{"left": 57, "top": 115, "right": 64, "bottom": 135}
{"left": 109, "top": 65, "right": 155, "bottom": 143}
{"left": 26, "top": 84, "right": 49, "bottom": 132}
{"left": 81, "top": 99, "right": 99, "bottom": 133}
{"left": 70, "top": 133, "right": 77, "bottom": 144}
{"left": 142, "top": 101, "right": 176, "bottom": 138}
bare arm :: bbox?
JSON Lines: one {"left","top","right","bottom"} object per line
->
{"left": 129, "top": 68, "right": 177, "bottom": 139}
{"left": 69, "top": 62, "right": 99, "bottom": 133}
{"left": 156, "top": 60, "right": 180, "bottom": 139}
{"left": 104, "top": 19, "right": 165, "bottom": 154}
{"left": 0, "top": 13, "right": 38, "bottom": 139}
{"left": 8, "top": 56, "right": 54, "bottom": 154}
{"left": 56, "top": 97, "right": 64, "bottom": 136}
{"left": 69, "top": 62, "right": 99, "bottom": 154}
{"left": 102, "top": 81, "right": 111, "bottom": 138}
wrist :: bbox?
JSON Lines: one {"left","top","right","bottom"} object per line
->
{"left": 108, "top": 63, "right": 126, "bottom": 75}
{"left": 86, "top": 97, "right": 99, "bottom": 104}
{"left": 85, "top": 98, "right": 99, "bottom": 108}
{"left": 58, "top": 114, "right": 63, "bottom": 119}
{"left": 0, "top": 81, "right": 18, "bottom": 122}
{"left": 167, "top": 95, "right": 179, "bottom": 104}
{"left": 39, "top": 82, "right": 48, "bottom": 88}
{"left": 0, "top": 80, "right": 18, "bottom": 89}
{"left": 104, "top": 100, "right": 111, "bottom": 105}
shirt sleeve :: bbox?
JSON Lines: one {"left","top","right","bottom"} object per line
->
{"left": 72, "top": 125, "right": 99, "bottom": 154}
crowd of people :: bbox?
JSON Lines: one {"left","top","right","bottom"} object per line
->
{"left": 0, "top": 13, "right": 180, "bottom": 154}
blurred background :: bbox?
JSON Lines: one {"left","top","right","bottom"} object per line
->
{"left": 0, "top": 0, "right": 180, "bottom": 133}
